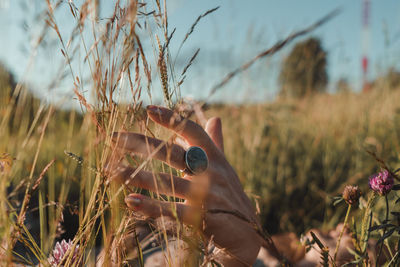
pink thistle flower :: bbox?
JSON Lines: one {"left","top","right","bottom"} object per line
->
{"left": 48, "top": 239, "right": 79, "bottom": 266}
{"left": 368, "top": 170, "right": 394, "bottom": 196}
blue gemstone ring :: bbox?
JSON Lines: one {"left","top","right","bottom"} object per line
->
{"left": 183, "top": 146, "right": 208, "bottom": 175}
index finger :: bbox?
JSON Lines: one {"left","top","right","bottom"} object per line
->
{"left": 146, "top": 105, "right": 216, "bottom": 153}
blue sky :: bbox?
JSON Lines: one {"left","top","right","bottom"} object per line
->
{"left": 1, "top": 0, "right": 400, "bottom": 104}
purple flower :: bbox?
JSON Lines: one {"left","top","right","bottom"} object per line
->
{"left": 368, "top": 170, "right": 394, "bottom": 196}
{"left": 48, "top": 239, "right": 79, "bottom": 266}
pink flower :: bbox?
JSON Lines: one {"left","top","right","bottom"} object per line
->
{"left": 48, "top": 239, "right": 79, "bottom": 266}
{"left": 368, "top": 170, "right": 394, "bottom": 196}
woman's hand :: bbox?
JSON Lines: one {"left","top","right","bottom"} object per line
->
{"left": 109, "top": 105, "right": 262, "bottom": 266}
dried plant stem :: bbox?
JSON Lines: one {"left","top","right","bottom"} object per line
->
{"left": 376, "top": 195, "right": 389, "bottom": 267}
{"left": 16, "top": 107, "right": 54, "bottom": 226}
{"left": 361, "top": 193, "right": 377, "bottom": 259}
{"left": 310, "top": 231, "right": 335, "bottom": 267}
{"left": 156, "top": 35, "right": 171, "bottom": 107}
{"left": 5, "top": 106, "right": 54, "bottom": 263}
{"left": 177, "top": 6, "right": 220, "bottom": 54}
{"left": 387, "top": 250, "right": 399, "bottom": 266}
{"left": 333, "top": 204, "right": 351, "bottom": 262}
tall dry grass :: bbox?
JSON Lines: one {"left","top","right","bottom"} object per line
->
{"left": 0, "top": 0, "right": 221, "bottom": 266}
{"left": 208, "top": 89, "right": 400, "bottom": 234}
{"left": 1, "top": 0, "right": 400, "bottom": 266}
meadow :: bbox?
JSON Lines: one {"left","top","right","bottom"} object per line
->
{"left": 1, "top": 1, "right": 400, "bottom": 266}
{"left": 213, "top": 89, "right": 400, "bottom": 235}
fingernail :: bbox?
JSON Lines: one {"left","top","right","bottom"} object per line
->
{"left": 147, "top": 105, "right": 163, "bottom": 115}
{"left": 125, "top": 195, "right": 142, "bottom": 207}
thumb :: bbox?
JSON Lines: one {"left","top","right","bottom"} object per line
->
{"left": 205, "top": 117, "right": 224, "bottom": 153}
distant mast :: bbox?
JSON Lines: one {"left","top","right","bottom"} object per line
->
{"left": 362, "top": 0, "right": 370, "bottom": 91}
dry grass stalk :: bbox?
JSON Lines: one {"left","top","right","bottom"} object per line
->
{"left": 181, "top": 48, "right": 200, "bottom": 78}
{"left": 156, "top": 35, "right": 171, "bottom": 108}
{"left": 181, "top": 6, "right": 220, "bottom": 45}
{"left": 31, "top": 159, "right": 56, "bottom": 192}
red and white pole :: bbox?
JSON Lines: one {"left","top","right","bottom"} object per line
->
{"left": 362, "top": 0, "right": 370, "bottom": 90}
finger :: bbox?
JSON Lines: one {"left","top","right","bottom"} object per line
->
{"left": 109, "top": 164, "right": 191, "bottom": 199}
{"left": 112, "top": 132, "right": 186, "bottom": 170}
{"left": 205, "top": 117, "right": 224, "bottom": 153}
{"left": 125, "top": 194, "right": 200, "bottom": 226}
{"left": 175, "top": 136, "right": 189, "bottom": 150}
{"left": 146, "top": 105, "right": 215, "bottom": 152}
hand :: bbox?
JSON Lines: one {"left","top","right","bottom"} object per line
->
{"left": 109, "top": 105, "right": 262, "bottom": 266}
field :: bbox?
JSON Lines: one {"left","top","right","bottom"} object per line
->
{"left": 1, "top": 1, "right": 400, "bottom": 266}
{"left": 209, "top": 90, "right": 400, "bottom": 233}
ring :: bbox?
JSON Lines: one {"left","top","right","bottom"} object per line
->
{"left": 183, "top": 146, "right": 208, "bottom": 175}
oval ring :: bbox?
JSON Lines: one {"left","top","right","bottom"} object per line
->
{"left": 183, "top": 146, "right": 208, "bottom": 175}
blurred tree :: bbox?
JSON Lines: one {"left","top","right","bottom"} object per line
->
{"left": 0, "top": 62, "right": 41, "bottom": 132}
{"left": 371, "top": 67, "right": 400, "bottom": 90}
{"left": 336, "top": 78, "right": 351, "bottom": 93}
{"left": 385, "top": 67, "right": 400, "bottom": 88}
{"left": 279, "top": 37, "right": 328, "bottom": 98}
{"left": 0, "top": 63, "right": 15, "bottom": 110}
